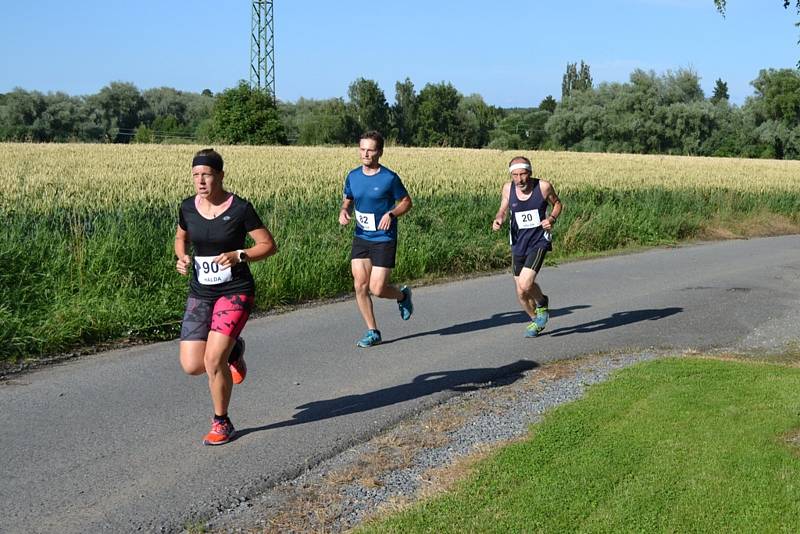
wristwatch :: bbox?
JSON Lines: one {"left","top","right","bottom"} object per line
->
{"left": 237, "top": 249, "right": 248, "bottom": 263}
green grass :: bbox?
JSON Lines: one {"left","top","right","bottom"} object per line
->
{"left": 2, "top": 188, "right": 799, "bottom": 360}
{"left": 358, "top": 357, "right": 800, "bottom": 533}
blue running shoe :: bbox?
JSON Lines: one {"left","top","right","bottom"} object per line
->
{"left": 525, "top": 305, "right": 549, "bottom": 337}
{"left": 398, "top": 286, "right": 413, "bottom": 320}
{"left": 357, "top": 329, "right": 382, "bottom": 347}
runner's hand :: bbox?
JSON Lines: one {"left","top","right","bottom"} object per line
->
{"left": 339, "top": 209, "right": 351, "bottom": 226}
{"left": 176, "top": 255, "right": 191, "bottom": 275}
{"left": 492, "top": 218, "right": 503, "bottom": 231}
{"left": 377, "top": 213, "right": 393, "bottom": 231}
{"left": 213, "top": 251, "right": 238, "bottom": 269}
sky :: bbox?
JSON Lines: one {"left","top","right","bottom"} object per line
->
{"left": 1, "top": 1, "right": 798, "bottom": 107}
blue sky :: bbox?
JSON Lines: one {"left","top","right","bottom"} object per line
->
{"left": 1, "top": 1, "right": 797, "bottom": 107}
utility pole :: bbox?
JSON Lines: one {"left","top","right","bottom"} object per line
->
{"left": 250, "top": 1, "right": 275, "bottom": 98}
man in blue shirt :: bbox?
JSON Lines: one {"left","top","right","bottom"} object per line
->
{"left": 339, "top": 131, "right": 414, "bottom": 347}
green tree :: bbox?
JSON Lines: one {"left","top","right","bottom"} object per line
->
{"left": 0, "top": 89, "right": 47, "bottom": 141}
{"left": 88, "top": 82, "right": 147, "bottom": 142}
{"left": 562, "top": 61, "right": 592, "bottom": 100}
{"left": 347, "top": 78, "right": 389, "bottom": 134}
{"left": 414, "top": 82, "right": 463, "bottom": 146}
{"left": 292, "top": 97, "right": 359, "bottom": 145}
{"left": 548, "top": 68, "right": 715, "bottom": 155}
{"left": 750, "top": 68, "right": 800, "bottom": 125}
{"left": 132, "top": 125, "right": 155, "bottom": 143}
{"left": 488, "top": 109, "right": 551, "bottom": 150}
{"left": 539, "top": 95, "right": 557, "bottom": 113}
{"left": 457, "top": 94, "right": 500, "bottom": 148}
{"left": 211, "top": 81, "right": 286, "bottom": 145}
{"left": 390, "top": 77, "right": 418, "bottom": 145}
{"left": 711, "top": 78, "right": 730, "bottom": 103}
{"left": 714, "top": 1, "right": 800, "bottom": 15}
{"left": 142, "top": 87, "right": 188, "bottom": 125}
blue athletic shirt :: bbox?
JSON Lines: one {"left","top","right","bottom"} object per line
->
{"left": 343, "top": 165, "right": 409, "bottom": 242}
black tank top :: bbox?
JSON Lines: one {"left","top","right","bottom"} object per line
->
{"left": 509, "top": 180, "right": 552, "bottom": 256}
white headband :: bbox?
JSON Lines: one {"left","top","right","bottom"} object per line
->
{"left": 509, "top": 162, "right": 532, "bottom": 173}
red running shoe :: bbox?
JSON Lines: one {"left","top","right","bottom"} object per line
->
{"left": 229, "top": 337, "right": 247, "bottom": 385}
{"left": 203, "top": 418, "right": 236, "bottom": 446}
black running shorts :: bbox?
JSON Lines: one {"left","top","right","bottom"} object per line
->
{"left": 513, "top": 247, "right": 548, "bottom": 276}
{"left": 350, "top": 237, "right": 397, "bottom": 268}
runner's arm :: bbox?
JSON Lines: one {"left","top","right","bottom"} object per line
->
{"left": 492, "top": 183, "right": 511, "bottom": 231}
{"left": 541, "top": 181, "right": 563, "bottom": 231}
{"left": 378, "top": 195, "right": 412, "bottom": 230}
{"left": 214, "top": 227, "right": 277, "bottom": 268}
{"left": 174, "top": 226, "right": 191, "bottom": 275}
{"left": 339, "top": 196, "right": 353, "bottom": 225}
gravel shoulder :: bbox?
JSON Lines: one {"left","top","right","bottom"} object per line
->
{"left": 203, "top": 349, "right": 675, "bottom": 533}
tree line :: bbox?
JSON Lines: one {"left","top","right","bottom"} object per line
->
{"left": 2, "top": 64, "right": 800, "bottom": 159}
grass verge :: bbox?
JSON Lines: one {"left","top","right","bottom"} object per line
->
{"left": 358, "top": 356, "right": 800, "bottom": 533}
{"left": 2, "top": 187, "right": 799, "bottom": 361}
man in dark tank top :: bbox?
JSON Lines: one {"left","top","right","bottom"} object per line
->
{"left": 492, "top": 156, "right": 563, "bottom": 337}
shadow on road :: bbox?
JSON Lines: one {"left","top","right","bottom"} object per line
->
{"left": 383, "top": 305, "right": 591, "bottom": 345}
{"left": 237, "top": 359, "right": 538, "bottom": 437}
{"left": 544, "top": 307, "right": 683, "bottom": 337}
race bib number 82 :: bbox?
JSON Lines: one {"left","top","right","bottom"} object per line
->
{"left": 354, "top": 210, "right": 377, "bottom": 232}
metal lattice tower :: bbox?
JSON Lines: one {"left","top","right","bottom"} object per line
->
{"left": 250, "top": 1, "right": 275, "bottom": 98}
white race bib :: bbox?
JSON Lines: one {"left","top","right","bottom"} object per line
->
{"left": 354, "top": 210, "right": 377, "bottom": 232}
{"left": 194, "top": 255, "right": 232, "bottom": 285}
{"left": 514, "top": 209, "right": 541, "bottom": 229}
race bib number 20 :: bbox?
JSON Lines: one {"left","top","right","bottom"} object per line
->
{"left": 194, "top": 255, "right": 232, "bottom": 285}
{"left": 514, "top": 209, "right": 541, "bottom": 229}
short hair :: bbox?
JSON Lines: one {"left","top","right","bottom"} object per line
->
{"left": 192, "top": 148, "right": 224, "bottom": 172}
{"left": 359, "top": 130, "right": 384, "bottom": 152}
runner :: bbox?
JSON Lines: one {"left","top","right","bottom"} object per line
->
{"left": 492, "top": 156, "right": 563, "bottom": 337}
{"left": 175, "top": 148, "right": 277, "bottom": 445}
{"left": 339, "top": 131, "right": 414, "bottom": 347}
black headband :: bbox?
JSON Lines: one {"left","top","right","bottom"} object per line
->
{"left": 192, "top": 154, "right": 223, "bottom": 172}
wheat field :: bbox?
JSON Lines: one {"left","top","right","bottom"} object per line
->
{"left": 5, "top": 144, "right": 800, "bottom": 211}
{"left": 2, "top": 142, "right": 799, "bottom": 359}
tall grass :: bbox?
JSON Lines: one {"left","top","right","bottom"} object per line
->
{"left": 2, "top": 144, "right": 799, "bottom": 360}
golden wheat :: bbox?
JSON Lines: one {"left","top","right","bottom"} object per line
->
{"left": 3, "top": 143, "right": 800, "bottom": 212}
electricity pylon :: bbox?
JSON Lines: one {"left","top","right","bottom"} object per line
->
{"left": 250, "top": 1, "right": 275, "bottom": 98}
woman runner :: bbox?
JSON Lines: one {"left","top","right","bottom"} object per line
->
{"left": 175, "top": 148, "right": 277, "bottom": 445}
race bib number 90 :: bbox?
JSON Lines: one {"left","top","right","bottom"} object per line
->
{"left": 514, "top": 209, "right": 541, "bottom": 229}
{"left": 194, "top": 255, "right": 232, "bottom": 285}
{"left": 354, "top": 210, "right": 377, "bottom": 232}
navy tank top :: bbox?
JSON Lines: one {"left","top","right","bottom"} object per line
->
{"left": 509, "top": 179, "right": 552, "bottom": 256}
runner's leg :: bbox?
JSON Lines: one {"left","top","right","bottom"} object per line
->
{"left": 368, "top": 266, "right": 404, "bottom": 300}
{"left": 515, "top": 268, "right": 539, "bottom": 319}
{"left": 204, "top": 331, "right": 237, "bottom": 418}
{"left": 352, "top": 258, "right": 377, "bottom": 330}
{"left": 180, "top": 341, "right": 207, "bottom": 375}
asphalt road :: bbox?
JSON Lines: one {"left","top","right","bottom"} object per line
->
{"left": 2, "top": 236, "right": 799, "bottom": 533}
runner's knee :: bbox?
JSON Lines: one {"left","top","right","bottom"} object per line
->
{"left": 369, "top": 279, "right": 388, "bottom": 296}
{"left": 354, "top": 278, "right": 370, "bottom": 295}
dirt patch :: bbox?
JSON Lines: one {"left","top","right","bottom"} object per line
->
{"left": 698, "top": 214, "right": 800, "bottom": 241}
